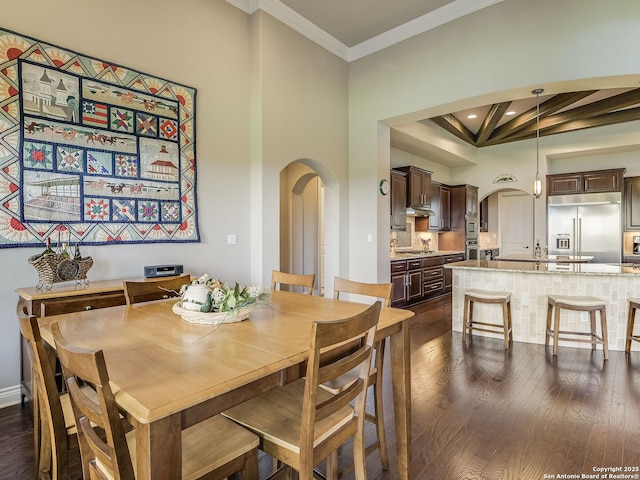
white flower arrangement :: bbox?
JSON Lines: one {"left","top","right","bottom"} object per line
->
{"left": 179, "top": 274, "right": 269, "bottom": 313}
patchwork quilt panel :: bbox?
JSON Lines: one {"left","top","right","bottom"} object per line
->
{"left": 0, "top": 27, "right": 199, "bottom": 247}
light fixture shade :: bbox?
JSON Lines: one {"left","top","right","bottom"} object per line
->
{"left": 533, "top": 178, "right": 542, "bottom": 198}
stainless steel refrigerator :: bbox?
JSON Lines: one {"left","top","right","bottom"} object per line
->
{"left": 547, "top": 192, "right": 622, "bottom": 263}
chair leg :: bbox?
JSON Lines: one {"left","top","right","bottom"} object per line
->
{"left": 325, "top": 450, "right": 339, "bottom": 480}
{"left": 463, "top": 296, "right": 470, "bottom": 342}
{"left": 590, "top": 310, "right": 597, "bottom": 351}
{"left": 545, "top": 302, "right": 553, "bottom": 347}
{"left": 626, "top": 305, "right": 636, "bottom": 353}
{"left": 372, "top": 373, "right": 389, "bottom": 469}
{"left": 502, "top": 301, "right": 510, "bottom": 350}
{"left": 507, "top": 301, "right": 513, "bottom": 343}
{"left": 553, "top": 305, "right": 561, "bottom": 357}
{"left": 600, "top": 307, "right": 608, "bottom": 360}
{"left": 239, "top": 449, "right": 259, "bottom": 480}
{"left": 352, "top": 422, "right": 367, "bottom": 480}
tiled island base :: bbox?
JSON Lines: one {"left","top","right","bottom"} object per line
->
{"left": 447, "top": 260, "right": 640, "bottom": 352}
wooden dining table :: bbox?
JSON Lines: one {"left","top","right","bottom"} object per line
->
{"left": 37, "top": 289, "right": 415, "bottom": 480}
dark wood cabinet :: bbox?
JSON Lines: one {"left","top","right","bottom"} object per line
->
{"left": 428, "top": 183, "right": 451, "bottom": 231}
{"left": 390, "top": 170, "right": 407, "bottom": 231}
{"left": 625, "top": 176, "right": 640, "bottom": 230}
{"left": 422, "top": 256, "right": 444, "bottom": 299}
{"left": 466, "top": 185, "right": 478, "bottom": 217}
{"left": 390, "top": 264, "right": 407, "bottom": 306}
{"left": 390, "top": 254, "right": 457, "bottom": 306}
{"left": 443, "top": 254, "right": 465, "bottom": 293}
{"left": 396, "top": 166, "right": 432, "bottom": 208}
{"left": 479, "top": 197, "right": 488, "bottom": 232}
{"left": 406, "top": 259, "right": 423, "bottom": 303}
{"left": 547, "top": 169, "right": 624, "bottom": 196}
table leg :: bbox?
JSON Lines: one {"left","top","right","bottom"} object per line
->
{"left": 390, "top": 319, "right": 411, "bottom": 480}
{"left": 135, "top": 414, "right": 182, "bottom": 480}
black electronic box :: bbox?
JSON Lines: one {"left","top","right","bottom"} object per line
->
{"left": 144, "top": 264, "right": 184, "bottom": 278}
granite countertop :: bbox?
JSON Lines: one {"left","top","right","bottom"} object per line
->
{"left": 445, "top": 259, "right": 640, "bottom": 275}
{"left": 390, "top": 250, "right": 464, "bottom": 260}
{"left": 495, "top": 254, "right": 594, "bottom": 263}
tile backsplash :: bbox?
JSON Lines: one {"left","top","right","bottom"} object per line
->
{"left": 392, "top": 218, "right": 438, "bottom": 250}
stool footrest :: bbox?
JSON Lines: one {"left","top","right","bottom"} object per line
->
{"left": 467, "top": 325, "right": 512, "bottom": 336}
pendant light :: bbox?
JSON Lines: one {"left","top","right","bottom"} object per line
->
{"left": 532, "top": 88, "right": 544, "bottom": 199}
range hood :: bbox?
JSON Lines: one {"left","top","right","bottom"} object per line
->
{"left": 406, "top": 206, "right": 435, "bottom": 217}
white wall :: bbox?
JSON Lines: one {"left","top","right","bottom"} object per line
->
{"left": 348, "top": 0, "right": 640, "bottom": 284}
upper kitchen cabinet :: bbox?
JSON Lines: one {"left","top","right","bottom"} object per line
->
{"left": 428, "top": 182, "right": 450, "bottom": 232}
{"left": 479, "top": 197, "right": 488, "bottom": 232}
{"left": 547, "top": 168, "right": 625, "bottom": 196}
{"left": 390, "top": 170, "right": 407, "bottom": 231}
{"left": 449, "top": 184, "right": 479, "bottom": 231}
{"left": 396, "top": 166, "right": 432, "bottom": 208}
{"left": 450, "top": 184, "right": 478, "bottom": 219}
{"left": 625, "top": 176, "right": 640, "bottom": 230}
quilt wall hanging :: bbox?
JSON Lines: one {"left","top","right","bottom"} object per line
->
{"left": 0, "top": 27, "right": 199, "bottom": 248}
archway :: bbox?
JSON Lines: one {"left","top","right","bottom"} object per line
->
{"left": 480, "top": 187, "right": 535, "bottom": 257}
{"left": 279, "top": 159, "right": 339, "bottom": 296}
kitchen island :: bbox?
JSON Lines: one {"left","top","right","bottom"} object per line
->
{"left": 446, "top": 260, "right": 640, "bottom": 351}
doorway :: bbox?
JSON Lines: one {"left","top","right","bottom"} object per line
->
{"left": 480, "top": 188, "right": 534, "bottom": 256}
{"left": 279, "top": 162, "right": 325, "bottom": 295}
{"left": 499, "top": 191, "right": 534, "bottom": 255}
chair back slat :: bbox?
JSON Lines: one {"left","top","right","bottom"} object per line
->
{"left": 52, "top": 322, "right": 135, "bottom": 480}
{"left": 123, "top": 274, "right": 190, "bottom": 305}
{"left": 301, "top": 301, "right": 380, "bottom": 449}
{"left": 333, "top": 277, "right": 392, "bottom": 307}
{"left": 271, "top": 270, "right": 315, "bottom": 295}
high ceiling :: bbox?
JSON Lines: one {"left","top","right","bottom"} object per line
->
{"left": 278, "top": 0, "right": 454, "bottom": 47}
{"left": 229, "top": 1, "right": 640, "bottom": 161}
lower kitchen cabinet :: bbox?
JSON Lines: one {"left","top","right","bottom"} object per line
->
{"left": 391, "top": 254, "right": 462, "bottom": 307}
{"left": 443, "top": 253, "right": 465, "bottom": 294}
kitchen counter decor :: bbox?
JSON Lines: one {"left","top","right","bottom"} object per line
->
{"left": 172, "top": 274, "right": 270, "bottom": 325}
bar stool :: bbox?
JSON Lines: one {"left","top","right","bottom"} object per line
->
{"left": 545, "top": 295, "right": 608, "bottom": 360}
{"left": 626, "top": 298, "right": 640, "bottom": 352}
{"left": 463, "top": 289, "right": 513, "bottom": 349}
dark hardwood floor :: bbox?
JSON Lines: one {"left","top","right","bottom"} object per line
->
{"left": 3, "top": 294, "right": 640, "bottom": 479}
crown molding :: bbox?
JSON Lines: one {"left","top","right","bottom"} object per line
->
{"left": 349, "top": 0, "right": 505, "bottom": 61}
{"left": 226, "top": 0, "right": 504, "bottom": 62}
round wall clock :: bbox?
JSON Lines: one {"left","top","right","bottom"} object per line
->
{"left": 379, "top": 179, "right": 390, "bottom": 195}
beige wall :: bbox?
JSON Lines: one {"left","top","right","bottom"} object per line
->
{"left": 0, "top": 1, "right": 349, "bottom": 403}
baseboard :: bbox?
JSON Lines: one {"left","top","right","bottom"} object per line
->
{"left": 0, "top": 384, "right": 22, "bottom": 409}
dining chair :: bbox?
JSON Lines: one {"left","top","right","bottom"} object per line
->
{"left": 223, "top": 301, "right": 381, "bottom": 480}
{"left": 327, "top": 277, "right": 393, "bottom": 471}
{"left": 51, "top": 322, "right": 260, "bottom": 480}
{"left": 18, "top": 314, "right": 75, "bottom": 480}
{"left": 271, "top": 269, "right": 315, "bottom": 295}
{"left": 123, "top": 273, "right": 190, "bottom": 305}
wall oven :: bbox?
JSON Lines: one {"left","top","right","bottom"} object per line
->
{"left": 466, "top": 239, "right": 478, "bottom": 260}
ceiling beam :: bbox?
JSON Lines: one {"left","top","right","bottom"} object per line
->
{"left": 511, "top": 89, "right": 640, "bottom": 139}
{"left": 476, "top": 102, "right": 511, "bottom": 146}
{"left": 485, "top": 91, "right": 597, "bottom": 145}
{"left": 429, "top": 114, "right": 477, "bottom": 146}
{"left": 541, "top": 107, "right": 640, "bottom": 137}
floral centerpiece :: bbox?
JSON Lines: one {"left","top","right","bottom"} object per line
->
{"left": 172, "top": 274, "right": 270, "bottom": 325}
